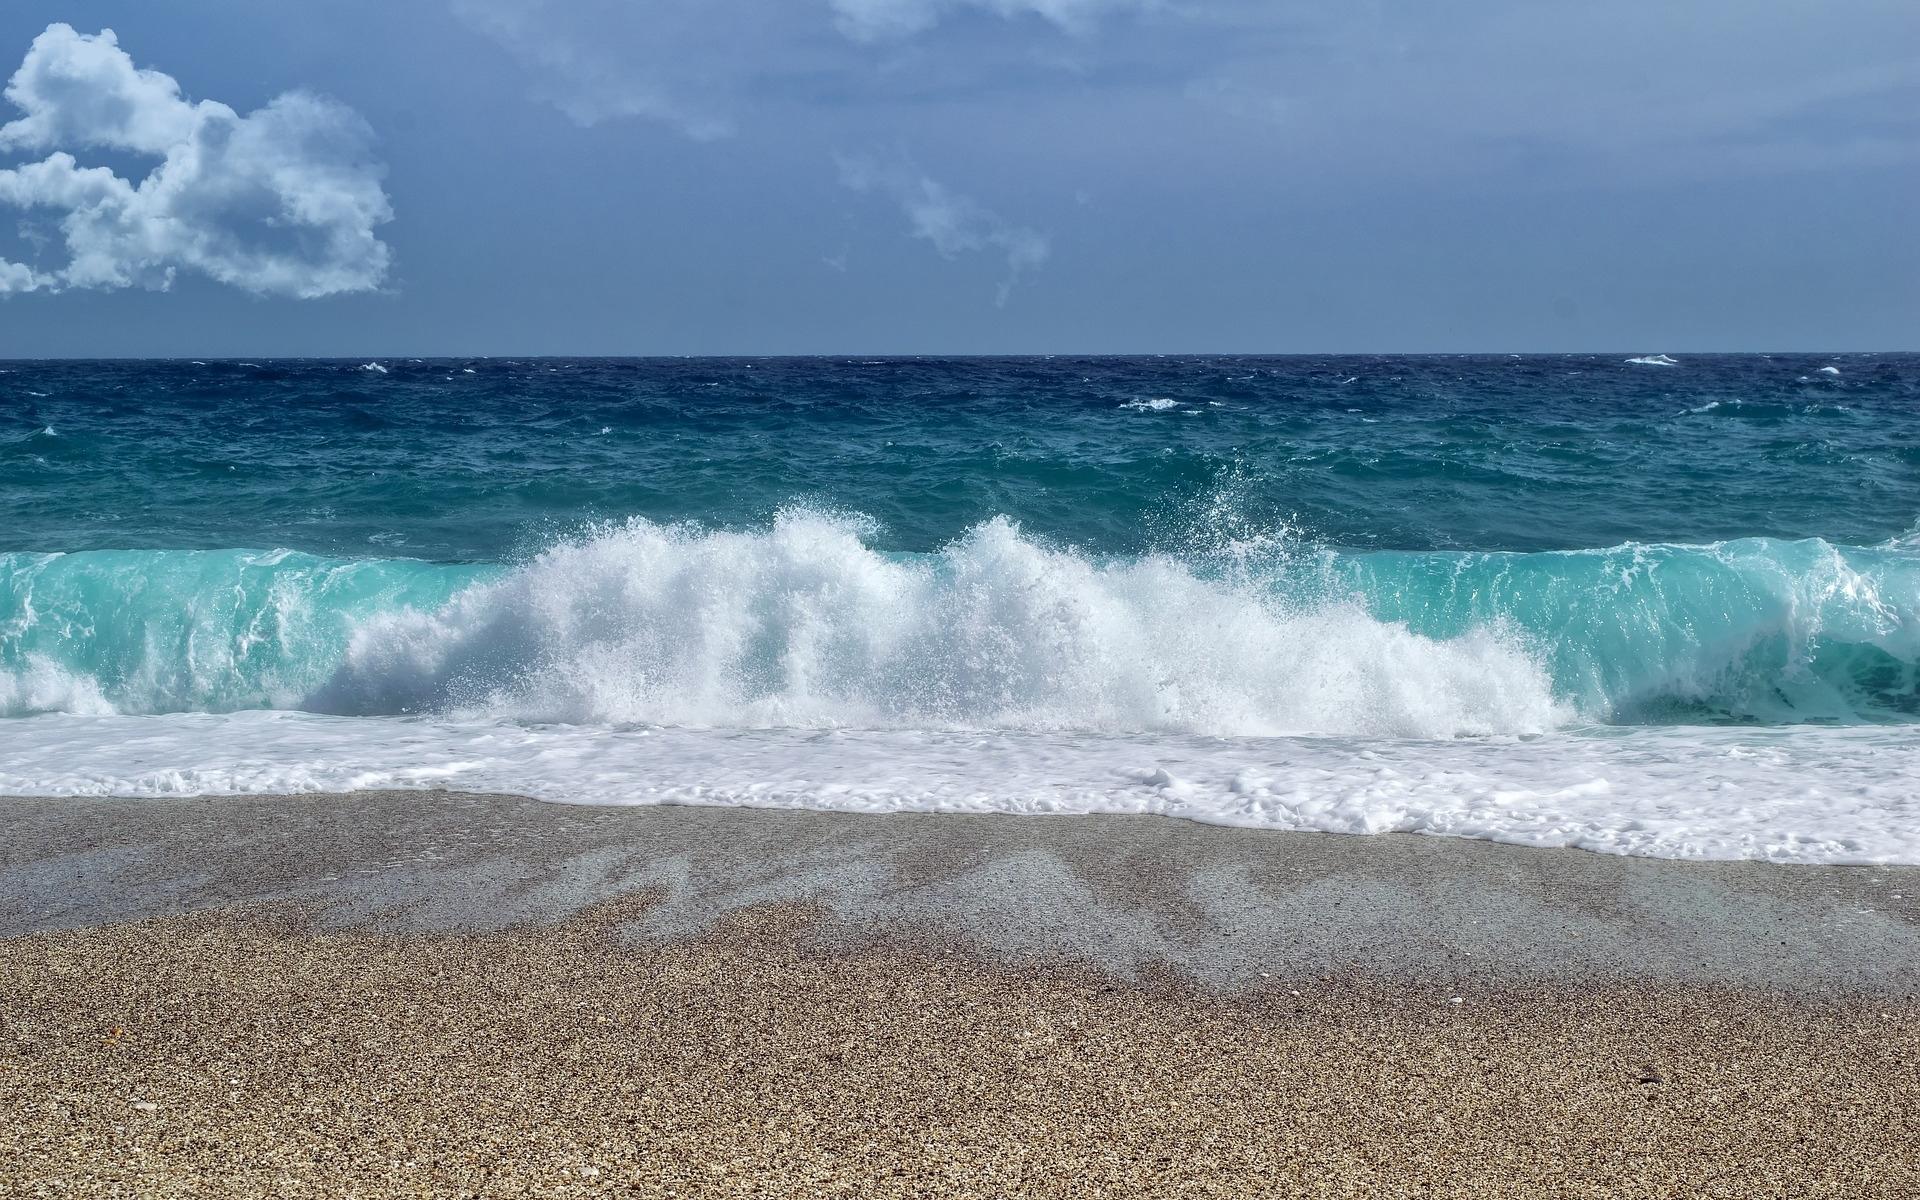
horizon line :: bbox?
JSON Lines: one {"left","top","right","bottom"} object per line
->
{"left": 1, "top": 349, "right": 1912, "bottom": 363}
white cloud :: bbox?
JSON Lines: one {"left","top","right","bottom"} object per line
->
{"left": 0, "top": 24, "right": 392, "bottom": 298}
{"left": 838, "top": 155, "right": 1049, "bottom": 305}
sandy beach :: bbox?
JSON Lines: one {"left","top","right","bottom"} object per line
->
{"left": 3, "top": 792, "right": 1918, "bottom": 1198}
{"left": 5, "top": 2, "right": 1914, "bottom": 1194}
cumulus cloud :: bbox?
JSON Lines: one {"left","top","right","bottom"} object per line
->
{"left": 838, "top": 155, "right": 1049, "bottom": 305}
{"left": 0, "top": 24, "right": 392, "bottom": 298}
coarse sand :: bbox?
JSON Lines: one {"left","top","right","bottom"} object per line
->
{"left": 4, "top": 896, "right": 1916, "bottom": 1199}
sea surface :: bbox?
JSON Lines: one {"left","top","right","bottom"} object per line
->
{"left": 4, "top": 354, "right": 1917, "bottom": 862}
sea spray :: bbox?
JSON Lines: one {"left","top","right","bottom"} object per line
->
{"left": 4, "top": 512, "right": 1916, "bottom": 730}
{"left": 314, "top": 511, "right": 1562, "bottom": 736}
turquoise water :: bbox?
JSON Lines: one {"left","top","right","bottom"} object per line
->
{"left": 3, "top": 532, "right": 1915, "bottom": 728}
{"left": 6, "top": 354, "right": 1919, "bottom": 862}
{"left": 4, "top": 354, "right": 1914, "bottom": 730}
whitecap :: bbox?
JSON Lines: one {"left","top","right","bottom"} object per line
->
{"left": 1626, "top": 354, "right": 1679, "bottom": 366}
{"left": 307, "top": 512, "right": 1565, "bottom": 740}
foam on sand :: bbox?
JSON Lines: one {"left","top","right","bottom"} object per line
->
{"left": 4, "top": 712, "right": 1918, "bottom": 863}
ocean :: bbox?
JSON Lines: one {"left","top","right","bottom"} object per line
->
{"left": 3, "top": 354, "right": 1916, "bottom": 862}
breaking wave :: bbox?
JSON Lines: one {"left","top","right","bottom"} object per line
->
{"left": 3, "top": 512, "right": 1915, "bottom": 734}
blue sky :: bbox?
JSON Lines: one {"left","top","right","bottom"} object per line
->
{"left": 0, "top": 0, "right": 1914, "bottom": 355}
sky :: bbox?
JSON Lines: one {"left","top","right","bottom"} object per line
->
{"left": 0, "top": 0, "right": 1914, "bottom": 356}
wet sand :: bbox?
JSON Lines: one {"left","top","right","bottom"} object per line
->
{"left": 3, "top": 792, "right": 1918, "bottom": 1197}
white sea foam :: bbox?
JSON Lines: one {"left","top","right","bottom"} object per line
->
{"left": 1819, "top": 366, "right": 1842, "bottom": 376}
{"left": 360, "top": 361, "right": 388, "bottom": 374}
{"left": 311, "top": 512, "right": 1565, "bottom": 739}
{"left": 4, "top": 712, "right": 1915, "bottom": 864}
{"left": 0, "top": 657, "right": 113, "bottom": 717}
{"left": 1626, "top": 354, "right": 1679, "bottom": 366}
{"left": 1120, "top": 397, "right": 1181, "bottom": 411}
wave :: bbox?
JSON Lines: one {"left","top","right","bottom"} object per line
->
{"left": 1626, "top": 354, "right": 1679, "bottom": 366}
{"left": 1330, "top": 538, "right": 1918, "bottom": 724}
{"left": 2, "top": 513, "right": 1915, "bottom": 733}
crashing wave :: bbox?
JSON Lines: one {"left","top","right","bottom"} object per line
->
{"left": 3, "top": 514, "right": 1915, "bottom": 733}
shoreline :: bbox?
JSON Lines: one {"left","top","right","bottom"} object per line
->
{"left": 4, "top": 790, "right": 1917, "bottom": 993}
{"left": 4, "top": 792, "right": 1918, "bottom": 1196}
{"left": 9, "top": 717, "right": 1919, "bottom": 865}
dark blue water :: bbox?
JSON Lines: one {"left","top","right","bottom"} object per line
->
{"left": 6, "top": 355, "right": 1915, "bottom": 560}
